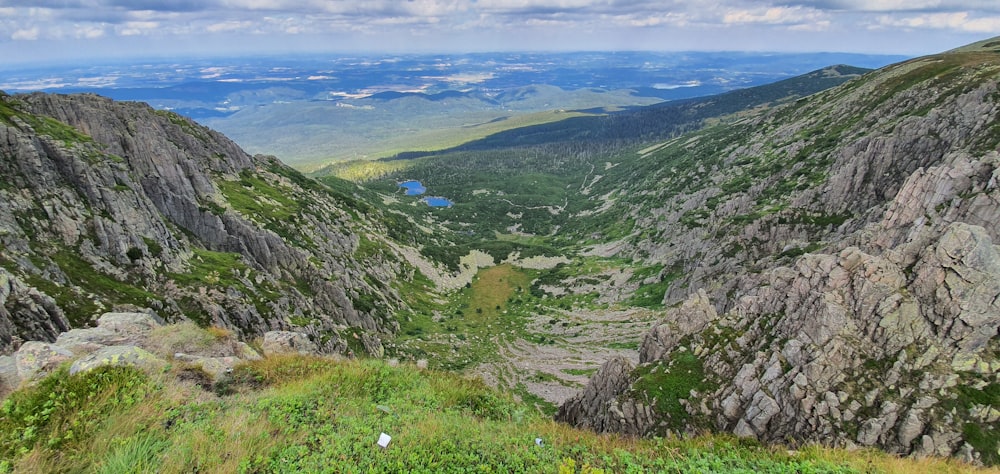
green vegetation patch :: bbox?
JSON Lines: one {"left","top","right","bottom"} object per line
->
{"left": 946, "top": 378, "right": 1000, "bottom": 465}
{"left": 393, "top": 264, "right": 534, "bottom": 370}
{"left": 167, "top": 247, "right": 282, "bottom": 324}
{"left": 626, "top": 263, "right": 684, "bottom": 309}
{"left": 22, "top": 250, "right": 161, "bottom": 326}
{"left": 631, "top": 347, "right": 716, "bottom": 432}
{"left": 0, "top": 97, "right": 94, "bottom": 147}
{"left": 217, "top": 170, "right": 300, "bottom": 221}
{"left": 0, "top": 366, "right": 152, "bottom": 463}
{"left": 215, "top": 169, "right": 323, "bottom": 248}
{"left": 0, "top": 354, "right": 916, "bottom": 473}
{"left": 169, "top": 248, "right": 248, "bottom": 288}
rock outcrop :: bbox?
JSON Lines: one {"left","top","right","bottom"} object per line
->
{"left": 560, "top": 40, "right": 1000, "bottom": 464}
{"left": 555, "top": 356, "right": 655, "bottom": 435}
{"left": 0, "top": 92, "right": 412, "bottom": 355}
{"left": 562, "top": 222, "right": 1000, "bottom": 461}
{"left": 0, "top": 310, "right": 310, "bottom": 396}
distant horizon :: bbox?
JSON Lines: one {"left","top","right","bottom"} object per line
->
{"left": 0, "top": 50, "right": 909, "bottom": 97}
{"left": 0, "top": 47, "right": 915, "bottom": 72}
{"left": 1, "top": 1, "right": 996, "bottom": 68}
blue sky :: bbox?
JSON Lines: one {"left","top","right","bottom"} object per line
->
{"left": 1, "top": 0, "right": 997, "bottom": 64}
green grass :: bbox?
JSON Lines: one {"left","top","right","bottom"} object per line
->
{"left": 946, "top": 378, "right": 1000, "bottom": 465}
{"left": 631, "top": 347, "right": 715, "bottom": 432}
{"left": 561, "top": 368, "right": 598, "bottom": 377}
{"left": 169, "top": 248, "right": 248, "bottom": 288}
{"left": 215, "top": 170, "right": 316, "bottom": 246}
{"left": 0, "top": 353, "right": 982, "bottom": 473}
{"left": 393, "top": 264, "right": 534, "bottom": 370}
{"left": 0, "top": 96, "right": 94, "bottom": 147}
{"left": 0, "top": 365, "right": 152, "bottom": 462}
{"left": 15, "top": 249, "right": 161, "bottom": 326}
{"left": 626, "top": 264, "right": 684, "bottom": 309}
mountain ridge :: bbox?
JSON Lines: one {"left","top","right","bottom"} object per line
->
{"left": 553, "top": 38, "right": 1000, "bottom": 463}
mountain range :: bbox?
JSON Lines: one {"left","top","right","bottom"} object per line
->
{"left": 0, "top": 37, "right": 999, "bottom": 469}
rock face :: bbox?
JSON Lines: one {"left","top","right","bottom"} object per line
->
{"left": 555, "top": 356, "right": 655, "bottom": 435}
{"left": 560, "top": 41, "right": 1000, "bottom": 463}
{"left": 562, "top": 223, "right": 1000, "bottom": 461}
{"left": 0, "top": 92, "right": 411, "bottom": 355}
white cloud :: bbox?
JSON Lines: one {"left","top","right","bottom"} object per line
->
{"left": 206, "top": 20, "right": 254, "bottom": 32}
{"left": 0, "top": 0, "right": 995, "bottom": 60}
{"left": 11, "top": 26, "right": 38, "bottom": 40}
{"left": 780, "top": 0, "right": 1000, "bottom": 13}
{"left": 118, "top": 21, "right": 158, "bottom": 36}
{"left": 474, "top": 0, "right": 602, "bottom": 9}
{"left": 74, "top": 25, "right": 106, "bottom": 39}
{"left": 626, "top": 12, "right": 690, "bottom": 28}
{"left": 874, "top": 11, "right": 1000, "bottom": 33}
{"left": 723, "top": 6, "right": 818, "bottom": 24}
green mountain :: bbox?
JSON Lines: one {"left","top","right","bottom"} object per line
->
{"left": 1, "top": 37, "right": 1000, "bottom": 470}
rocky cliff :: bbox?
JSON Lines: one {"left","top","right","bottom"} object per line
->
{"left": 0, "top": 92, "right": 410, "bottom": 356}
{"left": 559, "top": 38, "right": 1000, "bottom": 463}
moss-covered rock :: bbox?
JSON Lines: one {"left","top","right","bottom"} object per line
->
{"left": 69, "top": 345, "right": 164, "bottom": 376}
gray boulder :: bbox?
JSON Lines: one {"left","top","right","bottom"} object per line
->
{"left": 69, "top": 345, "right": 165, "bottom": 376}
{"left": 15, "top": 341, "right": 73, "bottom": 380}
{"left": 95, "top": 312, "right": 162, "bottom": 344}
{"left": 173, "top": 353, "right": 242, "bottom": 381}
{"left": 55, "top": 327, "right": 125, "bottom": 355}
{"left": 261, "top": 330, "right": 319, "bottom": 356}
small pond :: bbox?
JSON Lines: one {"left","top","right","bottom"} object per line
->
{"left": 398, "top": 180, "right": 454, "bottom": 207}
{"left": 422, "top": 196, "right": 454, "bottom": 208}
{"left": 399, "top": 180, "right": 426, "bottom": 196}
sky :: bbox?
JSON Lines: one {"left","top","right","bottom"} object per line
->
{"left": 0, "top": 0, "right": 997, "bottom": 65}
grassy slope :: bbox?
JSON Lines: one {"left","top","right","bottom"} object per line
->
{"left": 1, "top": 341, "right": 990, "bottom": 473}
{"left": 392, "top": 264, "right": 540, "bottom": 371}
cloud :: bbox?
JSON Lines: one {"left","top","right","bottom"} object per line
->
{"left": 874, "top": 11, "right": 1000, "bottom": 33}
{"left": 723, "top": 6, "right": 826, "bottom": 26}
{"left": 11, "top": 26, "right": 38, "bottom": 40}
{"left": 206, "top": 20, "right": 254, "bottom": 33}
{"left": 0, "top": 0, "right": 995, "bottom": 59}
{"left": 106, "top": 0, "right": 209, "bottom": 12}
{"left": 776, "top": 0, "right": 1000, "bottom": 13}
{"left": 626, "top": 12, "right": 690, "bottom": 28}
{"left": 74, "top": 25, "right": 106, "bottom": 39}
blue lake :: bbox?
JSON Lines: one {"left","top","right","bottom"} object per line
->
{"left": 423, "top": 197, "right": 454, "bottom": 208}
{"left": 399, "top": 180, "right": 453, "bottom": 207}
{"left": 399, "top": 180, "right": 426, "bottom": 196}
